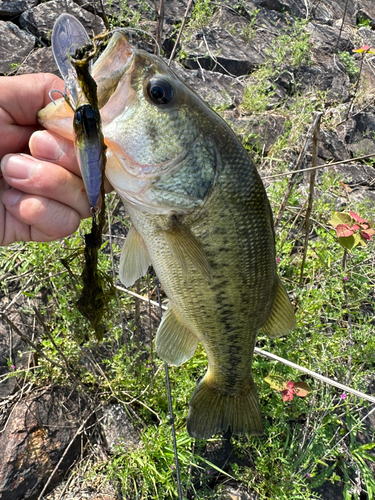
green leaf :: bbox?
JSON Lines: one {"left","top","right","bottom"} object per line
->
{"left": 338, "top": 235, "right": 356, "bottom": 251}
{"left": 353, "top": 232, "right": 366, "bottom": 248}
{"left": 329, "top": 212, "right": 353, "bottom": 227}
{"left": 264, "top": 374, "right": 288, "bottom": 391}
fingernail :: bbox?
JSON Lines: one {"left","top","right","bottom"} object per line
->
{"left": 2, "top": 189, "right": 22, "bottom": 207}
{"left": 30, "top": 130, "right": 65, "bottom": 161}
{"left": 1, "top": 154, "right": 37, "bottom": 180}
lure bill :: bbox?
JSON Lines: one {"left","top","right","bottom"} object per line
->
{"left": 51, "top": 13, "right": 103, "bottom": 211}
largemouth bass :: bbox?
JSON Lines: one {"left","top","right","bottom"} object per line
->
{"left": 39, "top": 30, "right": 296, "bottom": 439}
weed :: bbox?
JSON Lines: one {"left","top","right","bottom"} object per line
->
{"left": 338, "top": 51, "right": 360, "bottom": 80}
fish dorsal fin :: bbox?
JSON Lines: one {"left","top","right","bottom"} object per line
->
{"left": 164, "top": 219, "right": 212, "bottom": 282}
{"left": 119, "top": 225, "right": 151, "bottom": 287}
{"left": 262, "top": 277, "right": 296, "bottom": 338}
{"left": 155, "top": 304, "right": 199, "bottom": 366}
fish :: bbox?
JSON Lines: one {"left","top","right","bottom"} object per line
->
{"left": 38, "top": 28, "right": 296, "bottom": 439}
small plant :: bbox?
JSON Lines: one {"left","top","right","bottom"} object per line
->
{"left": 329, "top": 211, "right": 374, "bottom": 252}
{"left": 338, "top": 51, "right": 360, "bottom": 80}
{"left": 357, "top": 16, "right": 372, "bottom": 29}
{"left": 264, "top": 373, "right": 311, "bottom": 402}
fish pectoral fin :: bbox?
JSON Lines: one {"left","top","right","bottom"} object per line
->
{"left": 262, "top": 277, "right": 296, "bottom": 338}
{"left": 155, "top": 305, "right": 198, "bottom": 366}
{"left": 119, "top": 225, "right": 151, "bottom": 287}
{"left": 164, "top": 220, "right": 212, "bottom": 282}
{"left": 187, "top": 374, "right": 263, "bottom": 439}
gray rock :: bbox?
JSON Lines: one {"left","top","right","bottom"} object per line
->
{"left": 74, "top": 0, "right": 155, "bottom": 22}
{"left": 183, "top": 25, "right": 273, "bottom": 76}
{"left": 170, "top": 61, "right": 244, "bottom": 109}
{"left": 357, "top": 0, "right": 375, "bottom": 27}
{"left": 0, "top": 388, "right": 86, "bottom": 500}
{"left": 15, "top": 47, "right": 58, "bottom": 75}
{"left": 357, "top": 26, "right": 375, "bottom": 48}
{"left": 294, "top": 61, "right": 351, "bottom": 105}
{"left": 226, "top": 113, "right": 287, "bottom": 154}
{"left": 0, "top": 21, "right": 35, "bottom": 75}
{"left": 19, "top": 0, "right": 105, "bottom": 43}
{"left": 306, "top": 22, "right": 353, "bottom": 54}
{"left": 312, "top": 0, "right": 357, "bottom": 25}
{"left": 332, "top": 163, "right": 375, "bottom": 205}
{"left": 98, "top": 403, "right": 139, "bottom": 453}
{"left": 218, "top": 484, "right": 259, "bottom": 499}
{"left": 253, "top": 0, "right": 306, "bottom": 18}
{"left": 318, "top": 129, "right": 348, "bottom": 161}
{"left": 0, "top": 0, "right": 38, "bottom": 18}
{"left": 337, "top": 112, "right": 375, "bottom": 157}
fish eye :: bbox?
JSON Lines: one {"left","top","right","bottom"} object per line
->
{"left": 146, "top": 77, "right": 174, "bottom": 105}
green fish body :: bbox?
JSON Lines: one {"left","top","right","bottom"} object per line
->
{"left": 39, "top": 32, "right": 295, "bottom": 439}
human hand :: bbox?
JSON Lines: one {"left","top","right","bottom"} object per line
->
{"left": 0, "top": 73, "right": 96, "bottom": 246}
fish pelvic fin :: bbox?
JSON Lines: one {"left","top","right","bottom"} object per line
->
{"left": 155, "top": 304, "right": 199, "bottom": 366}
{"left": 119, "top": 225, "right": 151, "bottom": 287}
{"left": 262, "top": 277, "right": 296, "bottom": 339}
{"left": 187, "top": 375, "right": 263, "bottom": 439}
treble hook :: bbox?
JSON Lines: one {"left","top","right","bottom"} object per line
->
{"left": 49, "top": 86, "right": 75, "bottom": 111}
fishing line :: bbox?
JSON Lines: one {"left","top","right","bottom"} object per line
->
{"left": 155, "top": 278, "right": 183, "bottom": 500}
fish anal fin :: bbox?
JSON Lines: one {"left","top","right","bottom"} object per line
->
{"left": 262, "top": 277, "right": 296, "bottom": 339}
{"left": 187, "top": 374, "right": 263, "bottom": 439}
{"left": 164, "top": 219, "right": 212, "bottom": 282}
{"left": 155, "top": 305, "right": 198, "bottom": 366}
{"left": 119, "top": 225, "right": 151, "bottom": 287}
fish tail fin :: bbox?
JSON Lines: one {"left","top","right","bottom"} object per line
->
{"left": 187, "top": 374, "right": 263, "bottom": 439}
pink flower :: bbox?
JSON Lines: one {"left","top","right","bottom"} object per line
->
{"left": 340, "top": 393, "right": 347, "bottom": 399}
{"left": 10, "top": 365, "right": 15, "bottom": 370}
{"left": 282, "top": 381, "right": 295, "bottom": 402}
{"left": 343, "top": 276, "right": 348, "bottom": 282}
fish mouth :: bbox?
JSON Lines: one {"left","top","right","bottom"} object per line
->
{"left": 106, "top": 138, "right": 191, "bottom": 180}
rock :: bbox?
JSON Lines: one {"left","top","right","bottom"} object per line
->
{"left": 183, "top": 26, "right": 267, "bottom": 76}
{"left": 357, "top": 0, "right": 375, "bottom": 27}
{"left": 15, "top": 47, "right": 58, "bottom": 75}
{"left": 294, "top": 61, "right": 351, "bottom": 105}
{"left": 0, "top": 0, "right": 38, "bottom": 18}
{"left": 0, "top": 388, "right": 87, "bottom": 500}
{"left": 332, "top": 163, "right": 375, "bottom": 205}
{"left": 318, "top": 129, "right": 348, "bottom": 161}
{"left": 19, "top": 0, "right": 105, "bottom": 43}
{"left": 312, "top": 0, "right": 357, "bottom": 25}
{"left": 98, "top": 403, "right": 139, "bottom": 453}
{"left": 337, "top": 112, "right": 375, "bottom": 157}
{"left": 218, "top": 484, "right": 259, "bottom": 499}
{"left": 74, "top": 0, "right": 155, "bottom": 22}
{"left": 253, "top": 0, "right": 306, "bottom": 18}
{"left": 181, "top": 8, "right": 276, "bottom": 77}
{"left": 170, "top": 61, "right": 244, "bottom": 109}
{"left": 0, "top": 21, "right": 35, "bottom": 75}
{"left": 225, "top": 113, "right": 287, "bottom": 154}
{"left": 306, "top": 22, "right": 353, "bottom": 55}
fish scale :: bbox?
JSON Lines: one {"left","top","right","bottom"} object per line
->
{"left": 38, "top": 30, "right": 296, "bottom": 439}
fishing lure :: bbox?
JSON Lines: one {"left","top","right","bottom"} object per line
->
{"left": 49, "top": 14, "right": 113, "bottom": 341}
{"left": 51, "top": 13, "right": 104, "bottom": 211}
